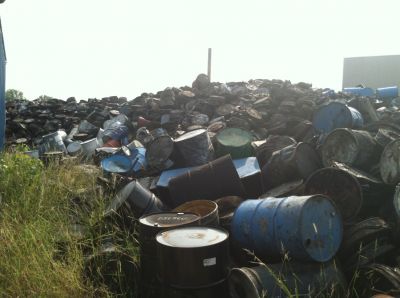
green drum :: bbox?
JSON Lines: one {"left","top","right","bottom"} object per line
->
{"left": 215, "top": 128, "right": 254, "bottom": 159}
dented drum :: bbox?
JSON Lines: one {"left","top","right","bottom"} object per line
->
{"left": 145, "top": 128, "right": 174, "bottom": 169}
{"left": 322, "top": 128, "right": 380, "bottom": 170}
{"left": 174, "top": 129, "right": 214, "bottom": 167}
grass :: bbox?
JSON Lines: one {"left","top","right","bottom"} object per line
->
{"left": 0, "top": 149, "right": 139, "bottom": 297}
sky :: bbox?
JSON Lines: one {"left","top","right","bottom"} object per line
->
{"left": 1, "top": 0, "right": 400, "bottom": 100}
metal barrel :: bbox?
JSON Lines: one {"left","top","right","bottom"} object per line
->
{"left": 231, "top": 195, "right": 343, "bottom": 262}
{"left": 261, "top": 142, "right": 322, "bottom": 190}
{"left": 339, "top": 217, "right": 391, "bottom": 259}
{"left": 259, "top": 179, "right": 304, "bottom": 199}
{"left": 343, "top": 87, "right": 375, "bottom": 97}
{"left": 24, "top": 150, "right": 40, "bottom": 159}
{"left": 67, "top": 141, "right": 83, "bottom": 156}
{"left": 328, "top": 162, "right": 394, "bottom": 219}
{"left": 322, "top": 128, "right": 381, "bottom": 170}
{"left": 376, "top": 86, "right": 399, "bottom": 98}
{"left": 375, "top": 128, "right": 400, "bottom": 147}
{"left": 173, "top": 200, "right": 219, "bottom": 227}
{"left": 354, "top": 264, "right": 400, "bottom": 297}
{"left": 100, "top": 154, "right": 133, "bottom": 175}
{"left": 214, "top": 196, "right": 244, "bottom": 230}
{"left": 215, "top": 127, "right": 254, "bottom": 159}
{"left": 80, "top": 138, "right": 100, "bottom": 159}
{"left": 254, "top": 135, "right": 297, "bottom": 168}
{"left": 156, "top": 226, "right": 230, "bottom": 289}
{"left": 145, "top": 128, "right": 174, "bottom": 169}
{"left": 229, "top": 261, "right": 347, "bottom": 298}
{"left": 168, "top": 155, "right": 246, "bottom": 208}
{"left": 138, "top": 212, "right": 200, "bottom": 286}
{"left": 313, "top": 101, "right": 364, "bottom": 133}
{"left": 40, "top": 131, "right": 68, "bottom": 154}
{"left": 40, "top": 151, "right": 64, "bottom": 166}
{"left": 104, "top": 180, "right": 165, "bottom": 227}
{"left": 304, "top": 167, "right": 363, "bottom": 222}
{"left": 380, "top": 139, "right": 400, "bottom": 184}
{"left": 174, "top": 129, "right": 214, "bottom": 167}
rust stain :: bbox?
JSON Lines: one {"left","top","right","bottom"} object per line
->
{"left": 188, "top": 232, "right": 206, "bottom": 239}
{"left": 258, "top": 218, "right": 268, "bottom": 233}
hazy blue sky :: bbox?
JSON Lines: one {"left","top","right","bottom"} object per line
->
{"left": 1, "top": 0, "right": 399, "bottom": 100}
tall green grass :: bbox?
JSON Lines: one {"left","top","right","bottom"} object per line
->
{"left": 0, "top": 151, "right": 139, "bottom": 297}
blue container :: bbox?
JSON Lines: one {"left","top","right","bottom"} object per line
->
{"left": 313, "top": 102, "right": 364, "bottom": 133}
{"left": 376, "top": 86, "right": 398, "bottom": 98}
{"left": 101, "top": 147, "right": 147, "bottom": 175}
{"left": 231, "top": 195, "right": 343, "bottom": 262}
{"left": 101, "top": 154, "right": 133, "bottom": 174}
{"left": 343, "top": 87, "right": 375, "bottom": 97}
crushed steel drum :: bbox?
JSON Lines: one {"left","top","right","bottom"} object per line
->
{"left": 156, "top": 226, "right": 229, "bottom": 289}
{"left": 39, "top": 130, "right": 67, "bottom": 154}
{"left": 168, "top": 155, "right": 246, "bottom": 208}
{"left": 262, "top": 142, "right": 321, "bottom": 190}
{"left": 229, "top": 261, "right": 347, "bottom": 298}
{"left": 145, "top": 128, "right": 174, "bottom": 169}
{"left": 259, "top": 179, "right": 304, "bottom": 199}
{"left": 339, "top": 217, "right": 391, "bottom": 258}
{"left": 67, "top": 141, "right": 82, "bottom": 156}
{"left": 330, "top": 161, "right": 394, "bottom": 219}
{"left": 321, "top": 128, "right": 380, "bottom": 170}
{"left": 174, "top": 129, "right": 214, "bottom": 167}
{"left": 101, "top": 154, "right": 134, "bottom": 174}
{"left": 380, "top": 139, "right": 400, "bottom": 184}
{"left": 231, "top": 195, "right": 343, "bottom": 262}
{"left": 104, "top": 180, "right": 165, "bottom": 224}
{"left": 215, "top": 128, "right": 254, "bottom": 159}
{"left": 343, "top": 237, "right": 396, "bottom": 275}
{"left": 138, "top": 212, "right": 200, "bottom": 286}
{"left": 354, "top": 264, "right": 400, "bottom": 297}
{"left": 375, "top": 128, "right": 400, "bottom": 147}
{"left": 313, "top": 101, "right": 364, "bottom": 133}
{"left": 304, "top": 167, "right": 363, "bottom": 222}
{"left": 80, "top": 138, "right": 100, "bottom": 158}
{"left": 173, "top": 200, "right": 219, "bottom": 226}
{"left": 254, "top": 135, "right": 297, "bottom": 168}
{"left": 235, "top": 157, "right": 263, "bottom": 198}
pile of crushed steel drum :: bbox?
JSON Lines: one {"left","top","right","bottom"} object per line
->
{"left": 6, "top": 74, "right": 400, "bottom": 297}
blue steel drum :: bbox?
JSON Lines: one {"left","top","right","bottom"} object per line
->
{"left": 231, "top": 195, "right": 343, "bottom": 262}
{"left": 376, "top": 86, "right": 398, "bottom": 98}
{"left": 101, "top": 154, "right": 133, "bottom": 174}
{"left": 313, "top": 102, "right": 364, "bottom": 133}
{"left": 101, "top": 148, "right": 147, "bottom": 175}
{"left": 343, "top": 87, "right": 375, "bottom": 97}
